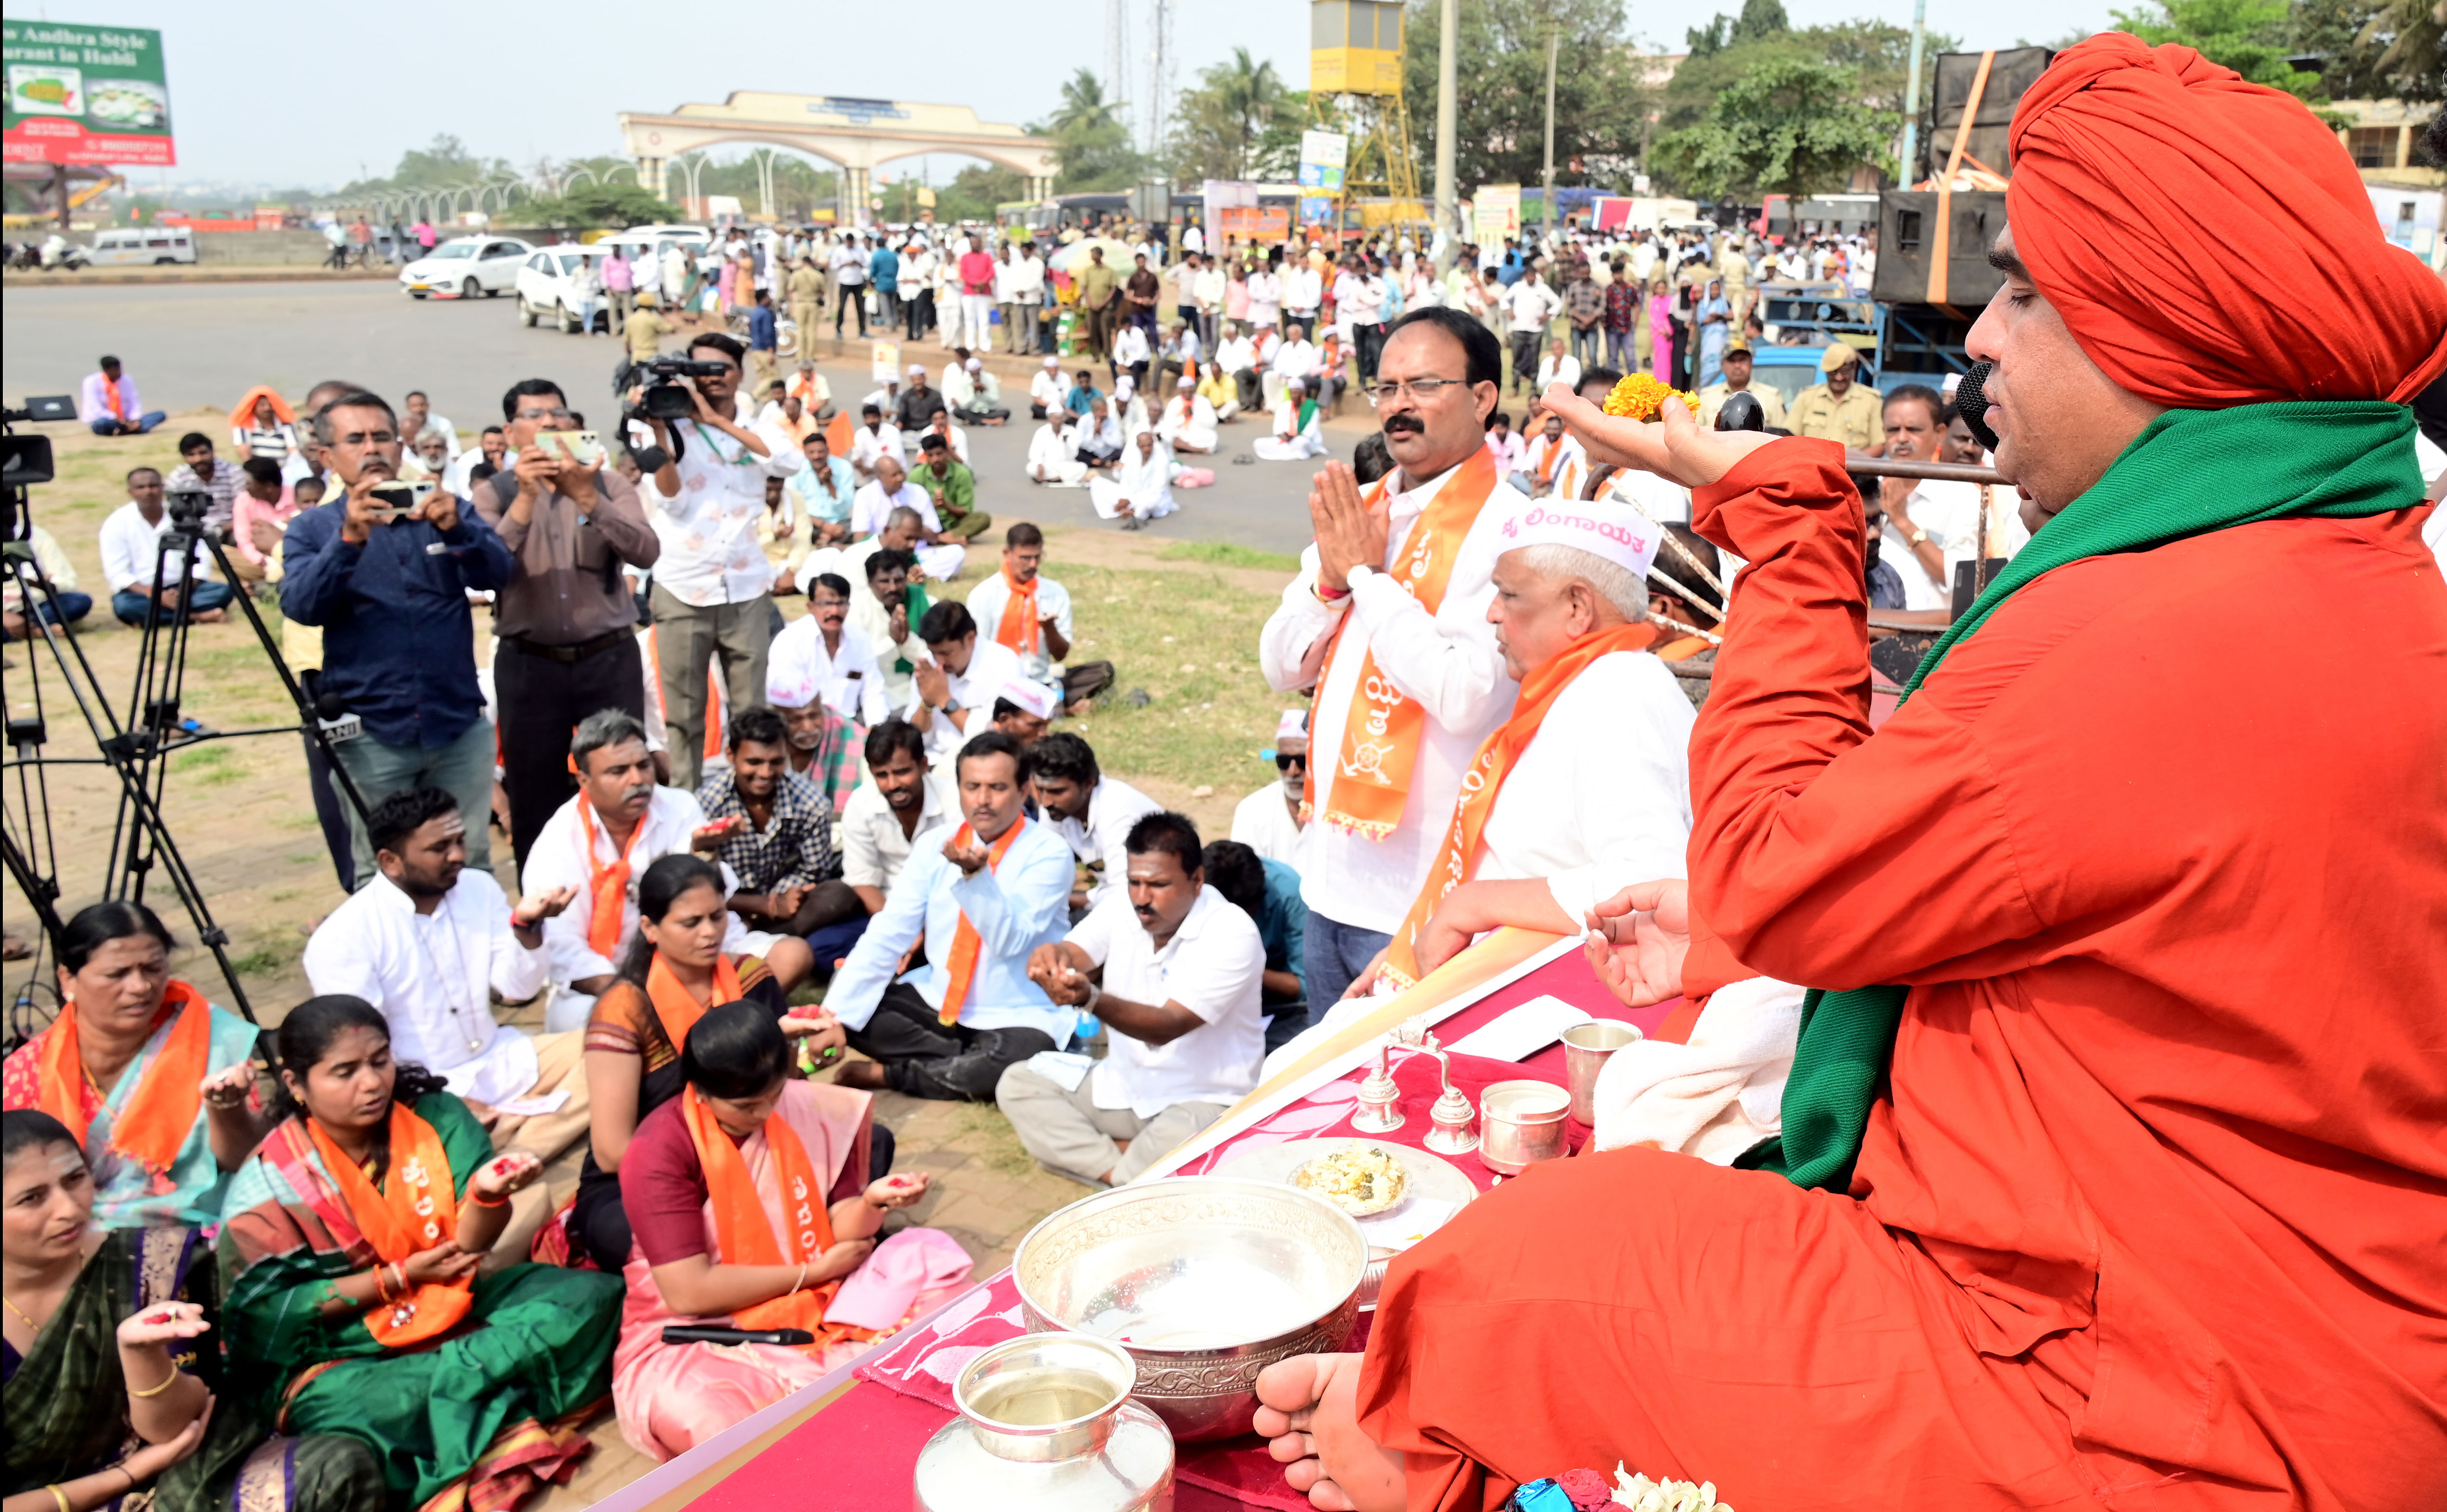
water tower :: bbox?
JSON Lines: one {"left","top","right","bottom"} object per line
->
{"left": 1308, "top": 0, "right": 1423, "bottom": 239}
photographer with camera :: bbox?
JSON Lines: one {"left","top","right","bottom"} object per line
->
{"left": 628, "top": 332, "right": 799, "bottom": 790}
{"left": 281, "top": 390, "right": 517, "bottom": 886}
{"left": 474, "top": 378, "right": 663, "bottom": 872}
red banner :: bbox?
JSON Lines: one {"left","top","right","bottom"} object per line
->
{"left": 3, "top": 117, "right": 174, "bottom": 166}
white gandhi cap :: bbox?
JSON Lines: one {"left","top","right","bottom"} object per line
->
{"left": 1494, "top": 497, "right": 1663, "bottom": 582}
{"left": 996, "top": 678, "right": 1058, "bottom": 720}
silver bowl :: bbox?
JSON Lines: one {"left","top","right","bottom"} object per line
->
{"left": 1012, "top": 1176, "right": 1371, "bottom": 1440}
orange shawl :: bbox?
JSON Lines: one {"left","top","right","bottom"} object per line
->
{"left": 1381, "top": 623, "right": 1658, "bottom": 989}
{"left": 576, "top": 794, "right": 649, "bottom": 960}
{"left": 306, "top": 1100, "right": 473, "bottom": 1348}
{"left": 682, "top": 1086, "right": 869, "bottom": 1346}
{"left": 993, "top": 564, "right": 1041, "bottom": 658}
{"left": 645, "top": 954, "right": 744, "bottom": 1053}
{"left": 936, "top": 818, "right": 1028, "bottom": 1026}
{"left": 227, "top": 385, "right": 295, "bottom": 433}
{"left": 1307, "top": 446, "right": 1501, "bottom": 839}
{"left": 34, "top": 981, "right": 213, "bottom": 1175}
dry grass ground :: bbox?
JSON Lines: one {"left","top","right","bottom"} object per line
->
{"left": 2, "top": 412, "right": 1311, "bottom": 1505}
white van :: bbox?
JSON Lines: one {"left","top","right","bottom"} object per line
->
{"left": 86, "top": 227, "right": 198, "bottom": 266}
{"left": 594, "top": 224, "right": 714, "bottom": 291}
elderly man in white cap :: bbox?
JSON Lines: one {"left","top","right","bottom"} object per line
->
{"left": 1029, "top": 356, "right": 1071, "bottom": 420}
{"left": 1270, "top": 492, "right": 1698, "bottom": 1061}
{"left": 1252, "top": 377, "right": 1327, "bottom": 461}
{"left": 1089, "top": 429, "right": 1180, "bottom": 530}
{"left": 942, "top": 352, "right": 1011, "bottom": 426}
{"left": 1111, "top": 374, "right": 1151, "bottom": 444}
{"left": 1230, "top": 709, "right": 1310, "bottom": 866}
{"left": 1156, "top": 373, "right": 1220, "bottom": 455}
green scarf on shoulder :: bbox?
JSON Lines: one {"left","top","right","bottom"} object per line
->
{"left": 1736, "top": 400, "right": 2426, "bottom": 1193}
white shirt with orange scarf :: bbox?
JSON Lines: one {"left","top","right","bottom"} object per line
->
{"left": 965, "top": 567, "right": 1073, "bottom": 686}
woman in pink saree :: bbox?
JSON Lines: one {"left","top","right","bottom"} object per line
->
{"left": 1645, "top": 278, "right": 1673, "bottom": 378}
{"left": 611, "top": 1003, "right": 971, "bottom": 1462}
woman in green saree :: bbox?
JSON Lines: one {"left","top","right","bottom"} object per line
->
{"left": 3, "top": 1109, "right": 382, "bottom": 1512}
{"left": 217, "top": 996, "right": 623, "bottom": 1512}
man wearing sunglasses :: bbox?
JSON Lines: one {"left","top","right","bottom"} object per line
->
{"left": 1229, "top": 709, "right": 1309, "bottom": 868}
{"left": 1259, "top": 306, "right": 1523, "bottom": 1011}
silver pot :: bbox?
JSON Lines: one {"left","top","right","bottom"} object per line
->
{"left": 1013, "top": 1177, "right": 1371, "bottom": 1441}
{"left": 913, "top": 1332, "right": 1176, "bottom": 1512}
{"left": 1478, "top": 1079, "right": 1572, "bottom": 1175}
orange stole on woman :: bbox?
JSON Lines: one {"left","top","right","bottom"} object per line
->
{"left": 304, "top": 1100, "right": 473, "bottom": 1347}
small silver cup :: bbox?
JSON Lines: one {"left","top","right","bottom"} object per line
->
{"left": 1562, "top": 1020, "right": 1642, "bottom": 1127}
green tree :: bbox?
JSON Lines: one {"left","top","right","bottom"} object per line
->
{"left": 2289, "top": 0, "right": 2442, "bottom": 102}
{"left": 1035, "top": 68, "right": 1146, "bottom": 191}
{"left": 935, "top": 162, "right": 1028, "bottom": 221}
{"left": 513, "top": 180, "right": 682, "bottom": 232}
{"left": 2110, "top": 0, "right": 2326, "bottom": 101}
{"left": 1652, "top": 59, "right": 1901, "bottom": 201}
{"left": 1401, "top": 0, "right": 1660, "bottom": 193}
{"left": 1687, "top": 0, "right": 1791, "bottom": 56}
{"left": 1166, "top": 48, "right": 1296, "bottom": 182}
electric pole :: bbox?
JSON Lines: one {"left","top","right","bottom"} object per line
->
{"left": 1899, "top": 0, "right": 1928, "bottom": 185}
{"left": 1434, "top": 0, "right": 1457, "bottom": 261}
{"left": 1540, "top": 25, "right": 1558, "bottom": 235}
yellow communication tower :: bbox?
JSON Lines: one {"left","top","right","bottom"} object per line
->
{"left": 1308, "top": 0, "right": 1423, "bottom": 236}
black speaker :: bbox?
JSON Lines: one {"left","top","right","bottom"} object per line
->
{"left": 1873, "top": 189, "right": 2008, "bottom": 309}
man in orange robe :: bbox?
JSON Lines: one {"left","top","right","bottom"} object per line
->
{"left": 1253, "top": 36, "right": 2447, "bottom": 1512}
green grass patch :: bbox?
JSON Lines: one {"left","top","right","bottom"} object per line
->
{"left": 229, "top": 942, "right": 297, "bottom": 978}
{"left": 1056, "top": 563, "right": 1286, "bottom": 791}
{"left": 1156, "top": 540, "right": 1302, "bottom": 573}
{"left": 170, "top": 744, "right": 244, "bottom": 786}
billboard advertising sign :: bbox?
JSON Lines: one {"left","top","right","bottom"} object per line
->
{"left": 2, "top": 21, "right": 174, "bottom": 166}
{"left": 1297, "top": 129, "right": 1347, "bottom": 193}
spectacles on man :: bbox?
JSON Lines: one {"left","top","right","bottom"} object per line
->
{"left": 1363, "top": 378, "right": 1469, "bottom": 409}
{"left": 515, "top": 406, "right": 574, "bottom": 422}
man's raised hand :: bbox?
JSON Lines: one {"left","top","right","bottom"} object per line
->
{"left": 1539, "top": 383, "right": 1778, "bottom": 491}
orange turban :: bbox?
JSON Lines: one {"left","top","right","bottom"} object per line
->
{"left": 2007, "top": 33, "right": 2447, "bottom": 408}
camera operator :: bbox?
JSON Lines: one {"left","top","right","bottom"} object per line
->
{"left": 281, "top": 389, "right": 517, "bottom": 886}
{"left": 629, "top": 332, "right": 798, "bottom": 790}
{"left": 475, "top": 378, "right": 663, "bottom": 873}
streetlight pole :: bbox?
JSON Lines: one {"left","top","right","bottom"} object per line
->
{"left": 1433, "top": 0, "right": 1457, "bottom": 261}
{"left": 1539, "top": 25, "right": 1558, "bottom": 237}
{"left": 1899, "top": 0, "right": 1928, "bottom": 187}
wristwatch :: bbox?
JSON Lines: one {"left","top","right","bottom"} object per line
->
{"left": 1903, "top": 527, "right": 1929, "bottom": 548}
{"left": 1078, "top": 979, "right": 1102, "bottom": 1015}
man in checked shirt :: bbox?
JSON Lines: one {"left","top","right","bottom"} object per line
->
{"left": 695, "top": 705, "right": 870, "bottom": 975}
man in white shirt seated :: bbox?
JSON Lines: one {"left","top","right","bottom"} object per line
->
{"left": 1029, "top": 356, "right": 1071, "bottom": 420}
{"left": 100, "top": 466, "right": 233, "bottom": 626}
{"left": 966, "top": 522, "right": 1073, "bottom": 690}
{"left": 943, "top": 354, "right": 1010, "bottom": 425}
{"left": 1000, "top": 811, "right": 1266, "bottom": 1185}
{"left": 1028, "top": 410, "right": 1090, "bottom": 486}
{"left": 1029, "top": 731, "right": 1162, "bottom": 917}
{"left": 519, "top": 709, "right": 811, "bottom": 1030}
{"left": 1111, "top": 320, "right": 1152, "bottom": 394}
{"left": 1110, "top": 376, "right": 1150, "bottom": 443}
{"left": 845, "top": 403, "right": 904, "bottom": 483}
{"left": 1283, "top": 491, "right": 1694, "bottom": 1062}
{"left": 302, "top": 785, "right": 588, "bottom": 1158}
{"left": 1267, "top": 323, "right": 1319, "bottom": 411}
{"left": 1155, "top": 375, "right": 1219, "bottom": 454}
{"left": 1532, "top": 335, "right": 1581, "bottom": 396}
{"left": 1230, "top": 709, "right": 1308, "bottom": 866}
{"left": 1511, "top": 410, "right": 1588, "bottom": 500}
{"left": 828, "top": 730, "right": 1076, "bottom": 1100}
{"left": 846, "top": 544, "right": 928, "bottom": 709}
{"left": 853, "top": 470, "right": 967, "bottom": 582}
{"left": 1215, "top": 323, "right": 1262, "bottom": 415}
{"left": 907, "top": 599, "right": 1028, "bottom": 761}
{"left": 766, "top": 570, "right": 892, "bottom": 726}
{"left": 840, "top": 717, "right": 956, "bottom": 915}
{"left": 1088, "top": 430, "right": 1181, "bottom": 529}
{"left": 1252, "top": 377, "right": 1328, "bottom": 462}
{"left": 1071, "top": 397, "right": 1126, "bottom": 471}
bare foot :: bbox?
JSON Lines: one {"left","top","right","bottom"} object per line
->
{"left": 833, "top": 1058, "right": 888, "bottom": 1091}
{"left": 1253, "top": 1353, "right": 1404, "bottom": 1512}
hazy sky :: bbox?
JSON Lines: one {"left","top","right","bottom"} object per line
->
{"left": 21, "top": 0, "right": 2121, "bottom": 188}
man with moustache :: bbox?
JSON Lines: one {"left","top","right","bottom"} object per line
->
{"left": 999, "top": 811, "right": 1266, "bottom": 1186}
{"left": 1258, "top": 306, "right": 1524, "bottom": 1010}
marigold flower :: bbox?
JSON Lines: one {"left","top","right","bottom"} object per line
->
{"left": 1601, "top": 374, "right": 1701, "bottom": 421}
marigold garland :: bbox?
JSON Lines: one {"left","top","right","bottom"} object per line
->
{"left": 1601, "top": 374, "right": 1701, "bottom": 421}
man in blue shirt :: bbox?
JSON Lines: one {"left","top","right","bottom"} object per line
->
{"left": 829, "top": 730, "right": 1075, "bottom": 1099}
{"left": 1201, "top": 839, "right": 1310, "bottom": 1052}
{"left": 746, "top": 290, "right": 781, "bottom": 399}
{"left": 869, "top": 236, "right": 900, "bottom": 328}
{"left": 280, "top": 389, "right": 516, "bottom": 884}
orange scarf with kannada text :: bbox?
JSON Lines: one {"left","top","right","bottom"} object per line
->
{"left": 576, "top": 794, "right": 650, "bottom": 960}
{"left": 683, "top": 1085, "right": 868, "bottom": 1345}
{"left": 35, "top": 981, "right": 212, "bottom": 1176}
{"left": 994, "top": 564, "right": 1041, "bottom": 658}
{"left": 646, "top": 954, "right": 744, "bottom": 1054}
{"left": 307, "top": 1100, "right": 472, "bottom": 1348}
{"left": 936, "top": 818, "right": 1028, "bottom": 1027}
{"left": 1380, "top": 621, "right": 1659, "bottom": 990}
{"left": 1304, "top": 446, "right": 1500, "bottom": 840}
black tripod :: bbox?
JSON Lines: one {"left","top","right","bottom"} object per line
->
{"left": 3, "top": 425, "right": 371, "bottom": 1036}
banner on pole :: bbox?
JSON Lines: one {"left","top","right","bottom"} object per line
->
{"left": 1297, "top": 129, "right": 1348, "bottom": 193}
{"left": 2, "top": 21, "right": 175, "bottom": 166}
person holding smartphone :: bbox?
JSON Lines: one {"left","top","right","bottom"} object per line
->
{"left": 475, "top": 378, "right": 664, "bottom": 871}
{"left": 278, "top": 389, "right": 517, "bottom": 887}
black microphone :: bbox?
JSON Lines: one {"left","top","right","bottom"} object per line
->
{"left": 1955, "top": 361, "right": 2000, "bottom": 452}
{"left": 1714, "top": 391, "right": 1765, "bottom": 433}
{"left": 661, "top": 1325, "right": 817, "bottom": 1347}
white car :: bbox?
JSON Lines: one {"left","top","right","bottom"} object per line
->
{"left": 399, "top": 235, "right": 533, "bottom": 299}
{"left": 86, "top": 227, "right": 197, "bottom": 266}
{"left": 514, "top": 245, "right": 610, "bottom": 333}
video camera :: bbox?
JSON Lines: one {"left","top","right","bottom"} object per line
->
{"left": 166, "top": 487, "right": 214, "bottom": 529}
{"left": 635, "top": 357, "right": 732, "bottom": 421}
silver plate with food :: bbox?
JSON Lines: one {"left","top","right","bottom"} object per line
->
{"left": 1218, "top": 1137, "right": 1479, "bottom": 1223}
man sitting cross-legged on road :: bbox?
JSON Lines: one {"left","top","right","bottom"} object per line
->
{"left": 828, "top": 731, "right": 1076, "bottom": 1100}
{"left": 999, "top": 811, "right": 1267, "bottom": 1185}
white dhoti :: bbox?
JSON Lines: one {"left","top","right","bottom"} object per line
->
{"left": 915, "top": 543, "right": 967, "bottom": 580}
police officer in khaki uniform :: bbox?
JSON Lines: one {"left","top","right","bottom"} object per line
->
{"left": 1696, "top": 340, "right": 1788, "bottom": 430}
{"left": 1786, "top": 343, "right": 1883, "bottom": 449}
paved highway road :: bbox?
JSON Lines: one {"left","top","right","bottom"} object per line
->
{"left": 3, "top": 278, "right": 1358, "bottom": 554}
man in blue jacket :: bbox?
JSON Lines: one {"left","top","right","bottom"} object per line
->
{"left": 280, "top": 389, "right": 517, "bottom": 885}
{"left": 870, "top": 235, "right": 900, "bottom": 328}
